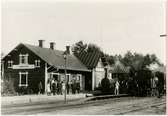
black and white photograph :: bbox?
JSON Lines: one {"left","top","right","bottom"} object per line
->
{"left": 1, "top": 0, "right": 166, "bottom": 115}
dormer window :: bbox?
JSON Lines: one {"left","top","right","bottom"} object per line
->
{"left": 8, "top": 60, "right": 13, "bottom": 68}
{"left": 35, "top": 60, "right": 40, "bottom": 67}
{"left": 19, "top": 54, "right": 28, "bottom": 64}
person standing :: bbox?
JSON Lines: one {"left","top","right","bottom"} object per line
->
{"left": 76, "top": 81, "right": 80, "bottom": 94}
{"left": 151, "top": 75, "right": 158, "bottom": 97}
{"left": 73, "top": 80, "right": 77, "bottom": 94}
{"left": 114, "top": 80, "right": 120, "bottom": 95}
{"left": 69, "top": 81, "right": 72, "bottom": 94}
{"left": 62, "top": 81, "right": 65, "bottom": 95}
{"left": 51, "top": 79, "right": 54, "bottom": 95}
{"left": 60, "top": 81, "right": 63, "bottom": 95}
{"left": 47, "top": 80, "right": 51, "bottom": 96}
{"left": 57, "top": 81, "right": 61, "bottom": 95}
{"left": 55, "top": 80, "right": 58, "bottom": 94}
{"left": 52, "top": 79, "right": 56, "bottom": 95}
{"left": 67, "top": 82, "right": 70, "bottom": 94}
{"left": 38, "top": 81, "right": 43, "bottom": 94}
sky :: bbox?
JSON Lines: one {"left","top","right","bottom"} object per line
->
{"left": 1, "top": 0, "right": 166, "bottom": 64}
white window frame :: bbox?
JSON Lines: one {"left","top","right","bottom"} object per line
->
{"left": 51, "top": 73, "right": 60, "bottom": 81}
{"left": 77, "top": 74, "right": 82, "bottom": 90}
{"left": 35, "top": 60, "right": 40, "bottom": 67}
{"left": 19, "top": 72, "right": 28, "bottom": 87}
{"left": 77, "top": 74, "right": 81, "bottom": 81}
{"left": 8, "top": 60, "right": 13, "bottom": 68}
{"left": 19, "top": 54, "right": 29, "bottom": 65}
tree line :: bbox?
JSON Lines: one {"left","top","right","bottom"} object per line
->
{"left": 72, "top": 40, "right": 164, "bottom": 73}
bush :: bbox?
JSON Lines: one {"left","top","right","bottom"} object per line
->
{"left": 1, "top": 80, "right": 17, "bottom": 96}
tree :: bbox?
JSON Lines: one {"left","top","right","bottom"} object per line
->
{"left": 87, "top": 43, "right": 101, "bottom": 53}
{"left": 121, "top": 51, "right": 134, "bottom": 67}
{"left": 72, "top": 41, "right": 87, "bottom": 55}
{"left": 72, "top": 41, "right": 104, "bottom": 55}
{"left": 105, "top": 54, "right": 115, "bottom": 65}
{"left": 122, "top": 51, "right": 163, "bottom": 74}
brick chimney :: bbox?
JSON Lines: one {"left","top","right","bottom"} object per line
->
{"left": 50, "top": 42, "right": 55, "bottom": 50}
{"left": 66, "top": 46, "right": 70, "bottom": 54}
{"left": 38, "top": 40, "right": 45, "bottom": 48}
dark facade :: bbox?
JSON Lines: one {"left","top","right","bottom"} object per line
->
{"left": 3, "top": 44, "right": 46, "bottom": 94}
{"left": 2, "top": 43, "right": 91, "bottom": 94}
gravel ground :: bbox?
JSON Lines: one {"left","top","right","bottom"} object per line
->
{"left": 1, "top": 96, "right": 166, "bottom": 115}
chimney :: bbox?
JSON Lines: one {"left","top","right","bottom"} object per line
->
{"left": 66, "top": 46, "right": 70, "bottom": 54}
{"left": 38, "top": 40, "right": 45, "bottom": 48}
{"left": 50, "top": 42, "right": 55, "bottom": 50}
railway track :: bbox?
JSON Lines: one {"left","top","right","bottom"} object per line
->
{"left": 2, "top": 97, "right": 127, "bottom": 114}
{"left": 113, "top": 100, "right": 166, "bottom": 115}
{"left": 2, "top": 96, "right": 166, "bottom": 115}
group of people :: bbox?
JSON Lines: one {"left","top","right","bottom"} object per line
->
{"left": 126, "top": 74, "right": 164, "bottom": 97}
{"left": 47, "top": 78, "right": 63, "bottom": 95}
{"left": 151, "top": 75, "right": 164, "bottom": 98}
{"left": 46, "top": 78, "right": 81, "bottom": 95}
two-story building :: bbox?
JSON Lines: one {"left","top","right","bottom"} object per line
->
{"left": 1, "top": 40, "right": 91, "bottom": 94}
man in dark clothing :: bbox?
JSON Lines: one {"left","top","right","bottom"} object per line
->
{"left": 76, "top": 82, "right": 80, "bottom": 94}
{"left": 38, "top": 81, "right": 43, "bottom": 94}
{"left": 157, "top": 76, "right": 164, "bottom": 98}
{"left": 67, "top": 83, "right": 70, "bottom": 94}
{"left": 52, "top": 80, "right": 57, "bottom": 95}
{"left": 72, "top": 80, "right": 77, "bottom": 94}
{"left": 57, "top": 81, "right": 61, "bottom": 95}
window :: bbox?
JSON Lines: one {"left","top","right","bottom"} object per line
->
{"left": 77, "top": 74, "right": 81, "bottom": 81}
{"left": 19, "top": 54, "right": 28, "bottom": 64}
{"left": 51, "top": 73, "right": 60, "bottom": 81}
{"left": 35, "top": 60, "right": 40, "bottom": 67}
{"left": 8, "top": 60, "right": 13, "bottom": 68}
{"left": 77, "top": 74, "right": 82, "bottom": 90}
{"left": 19, "top": 72, "right": 28, "bottom": 87}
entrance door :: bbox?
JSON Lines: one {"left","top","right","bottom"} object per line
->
{"left": 85, "top": 73, "right": 92, "bottom": 91}
{"left": 52, "top": 73, "right": 59, "bottom": 81}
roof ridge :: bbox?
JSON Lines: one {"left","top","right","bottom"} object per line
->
{"left": 23, "top": 43, "right": 89, "bottom": 71}
{"left": 23, "top": 43, "right": 64, "bottom": 53}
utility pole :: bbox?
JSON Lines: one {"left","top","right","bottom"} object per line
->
{"left": 63, "top": 52, "right": 67, "bottom": 103}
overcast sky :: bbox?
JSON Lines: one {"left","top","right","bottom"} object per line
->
{"left": 1, "top": 0, "right": 166, "bottom": 64}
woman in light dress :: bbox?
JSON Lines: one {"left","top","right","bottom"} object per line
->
{"left": 47, "top": 79, "right": 51, "bottom": 95}
{"left": 114, "top": 80, "right": 120, "bottom": 95}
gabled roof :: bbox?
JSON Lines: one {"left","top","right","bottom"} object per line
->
{"left": 3, "top": 43, "right": 90, "bottom": 72}
{"left": 75, "top": 49, "right": 102, "bottom": 69}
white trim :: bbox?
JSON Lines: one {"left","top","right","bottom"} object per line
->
{"left": 51, "top": 72, "right": 60, "bottom": 76}
{"left": 19, "top": 53, "right": 29, "bottom": 65}
{"left": 35, "top": 60, "right": 40, "bottom": 67}
{"left": 19, "top": 72, "right": 28, "bottom": 87}
{"left": 77, "top": 74, "right": 81, "bottom": 81}
{"left": 8, "top": 60, "right": 13, "bottom": 68}
{"left": 51, "top": 72, "right": 60, "bottom": 81}
{"left": 77, "top": 74, "right": 82, "bottom": 90}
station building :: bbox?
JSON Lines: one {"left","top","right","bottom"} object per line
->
{"left": 1, "top": 40, "right": 108, "bottom": 94}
